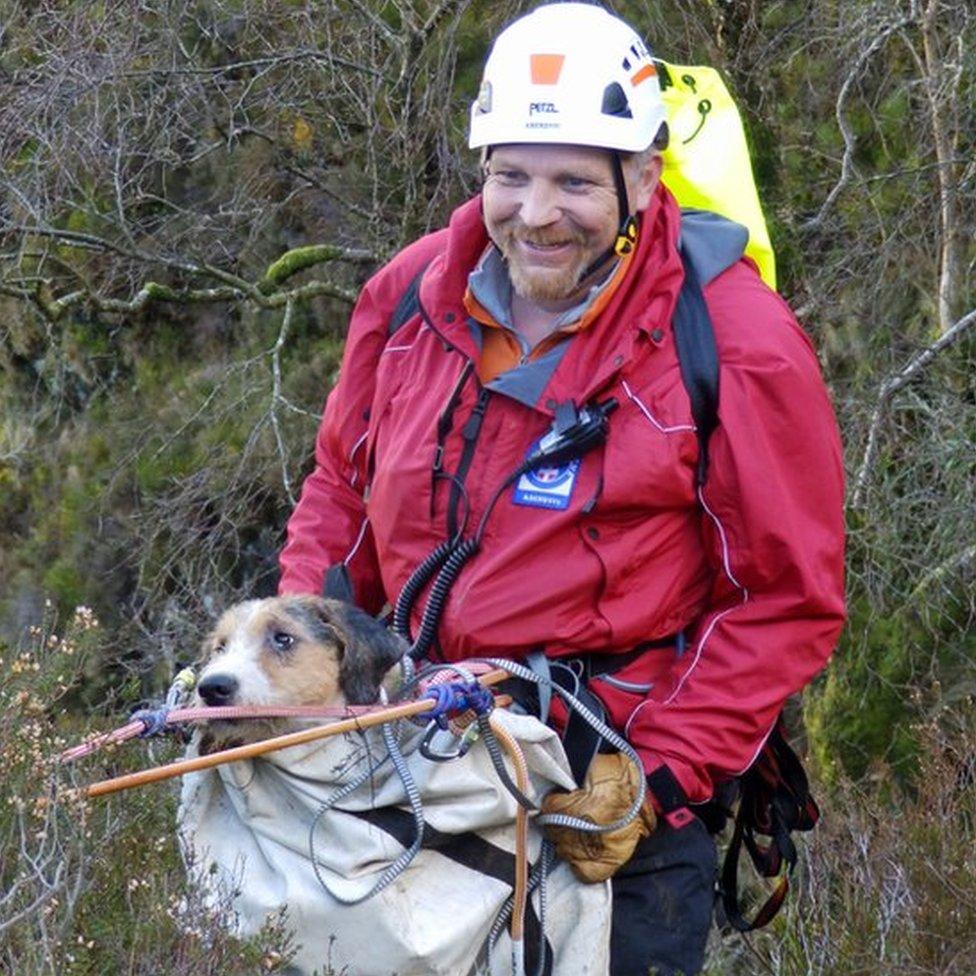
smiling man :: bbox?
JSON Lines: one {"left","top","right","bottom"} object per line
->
{"left": 279, "top": 5, "right": 846, "bottom": 975}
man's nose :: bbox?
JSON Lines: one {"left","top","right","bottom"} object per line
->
{"left": 518, "top": 179, "right": 561, "bottom": 228}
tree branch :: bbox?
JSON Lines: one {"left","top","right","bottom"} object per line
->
{"left": 851, "top": 306, "right": 976, "bottom": 508}
{"left": 118, "top": 49, "right": 383, "bottom": 81}
{"left": 803, "top": 15, "right": 914, "bottom": 233}
{"left": 258, "top": 244, "right": 377, "bottom": 294}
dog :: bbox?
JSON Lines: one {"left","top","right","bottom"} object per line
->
{"left": 193, "top": 595, "right": 407, "bottom": 753}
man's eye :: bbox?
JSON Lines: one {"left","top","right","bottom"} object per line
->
{"left": 271, "top": 631, "right": 295, "bottom": 651}
{"left": 562, "top": 176, "right": 593, "bottom": 190}
{"left": 492, "top": 169, "right": 526, "bottom": 184}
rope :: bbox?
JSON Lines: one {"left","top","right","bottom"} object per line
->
{"left": 483, "top": 656, "right": 648, "bottom": 836}
{"left": 57, "top": 702, "right": 384, "bottom": 764}
{"left": 488, "top": 712, "right": 531, "bottom": 976}
{"left": 309, "top": 718, "right": 426, "bottom": 906}
{"left": 74, "top": 668, "right": 513, "bottom": 799}
{"left": 417, "top": 678, "right": 495, "bottom": 728}
{"left": 487, "top": 841, "right": 556, "bottom": 976}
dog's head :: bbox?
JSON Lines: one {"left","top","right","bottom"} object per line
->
{"left": 195, "top": 595, "right": 406, "bottom": 713}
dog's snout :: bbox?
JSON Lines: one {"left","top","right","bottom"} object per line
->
{"left": 198, "top": 673, "right": 239, "bottom": 707}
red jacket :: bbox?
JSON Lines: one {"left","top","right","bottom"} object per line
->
{"left": 279, "top": 187, "right": 846, "bottom": 805}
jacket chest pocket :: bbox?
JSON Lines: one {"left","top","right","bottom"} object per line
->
{"left": 598, "top": 374, "right": 699, "bottom": 513}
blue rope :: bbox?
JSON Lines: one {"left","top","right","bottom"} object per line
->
{"left": 130, "top": 707, "right": 171, "bottom": 738}
{"left": 417, "top": 680, "right": 494, "bottom": 729}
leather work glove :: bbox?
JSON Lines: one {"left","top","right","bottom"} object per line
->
{"left": 541, "top": 752, "right": 657, "bottom": 883}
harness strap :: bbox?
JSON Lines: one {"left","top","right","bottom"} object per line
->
{"left": 525, "top": 649, "right": 553, "bottom": 725}
{"left": 721, "top": 810, "right": 791, "bottom": 932}
{"left": 719, "top": 722, "right": 820, "bottom": 931}
{"left": 348, "top": 807, "right": 554, "bottom": 976}
{"left": 559, "top": 633, "right": 679, "bottom": 679}
{"left": 645, "top": 766, "right": 697, "bottom": 830}
{"left": 501, "top": 639, "right": 679, "bottom": 788}
{"left": 549, "top": 663, "right": 607, "bottom": 787}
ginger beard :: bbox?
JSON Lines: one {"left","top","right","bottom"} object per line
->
{"left": 490, "top": 219, "right": 607, "bottom": 304}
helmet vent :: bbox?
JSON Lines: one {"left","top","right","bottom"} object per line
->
{"left": 601, "top": 82, "right": 633, "bottom": 119}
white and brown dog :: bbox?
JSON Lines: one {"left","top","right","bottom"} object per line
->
{"left": 193, "top": 595, "right": 407, "bottom": 753}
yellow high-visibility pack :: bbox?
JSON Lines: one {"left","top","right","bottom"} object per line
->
{"left": 657, "top": 61, "right": 776, "bottom": 290}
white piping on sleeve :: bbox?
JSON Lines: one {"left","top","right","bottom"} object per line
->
{"left": 384, "top": 320, "right": 430, "bottom": 353}
{"left": 342, "top": 516, "right": 370, "bottom": 567}
{"left": 347, "top": 430, "right": 368, "bottom": 488}
{"left": 733, "top": 717, "right": 777, "bottom": 777}
{"left": 697, "top": 484, "right": 746, "bottom": 591}
{"left": 348, "top": 430, "right": 368, "bottom": 462}
{"left": 622, "top": 379, "right": 696, "bottom": 434}
{"left": 625, "top": 483, "right": 750, "bottom": 736}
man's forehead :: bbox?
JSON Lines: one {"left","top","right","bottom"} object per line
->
{"left": 489, "top": 143, "right": 613, "bottom": 172}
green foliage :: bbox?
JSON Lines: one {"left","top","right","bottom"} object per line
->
{"left": 0, "top": 301, "right": 344, "bottom": 698}
{"left": 805, "top": 599, "right": 923, "bottom": 784}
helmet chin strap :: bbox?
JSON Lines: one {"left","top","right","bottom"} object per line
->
{"left": 578, "top": 150, "right": 637, "bottom": 284}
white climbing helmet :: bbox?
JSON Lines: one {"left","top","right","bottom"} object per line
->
{"left": 468, "top": 2, "right": 666, "bottom": 153}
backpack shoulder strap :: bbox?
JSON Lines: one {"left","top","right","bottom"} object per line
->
{"left": 322, "top": 260, "right": 431, "bottom": 606}
{"left": 673, "top": 243, "right": 721, "bottom": 487}
{"left": 672, "top": 209, "right": 749, "bottom": 487}
{"left": 387, "top": 261, "right": 430, "bottom": 336}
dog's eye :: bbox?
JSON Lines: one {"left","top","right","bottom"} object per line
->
{"left": 271, "top": 631, "right": 295, "bottom": 652}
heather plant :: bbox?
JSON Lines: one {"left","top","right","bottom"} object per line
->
{"left": 705, "top": 711, "right": 976, "bottom": 976}
{"left": 0, "top": 606, "right": 296, "bottom": 975}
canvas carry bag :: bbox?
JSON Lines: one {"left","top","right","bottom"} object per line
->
{"left": 178, "top": 708, "right": 612, "bottom": 976}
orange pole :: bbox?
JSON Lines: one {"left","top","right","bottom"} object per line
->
{"left": 488, "top": 712, "right": 531, "bottom": 946}
{"left": 84, "top": 668, "right": 511, "bottom": 799}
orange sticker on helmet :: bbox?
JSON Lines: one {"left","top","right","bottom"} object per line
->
{"left": 630, "top": 64, "right": 657, "bottom": 87}
{"left": 530, "top": 53, "right": 565, "bottom": 85}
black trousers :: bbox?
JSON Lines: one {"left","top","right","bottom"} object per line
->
{"left": 609, "top": 817, "right": 717, "bottom": 976}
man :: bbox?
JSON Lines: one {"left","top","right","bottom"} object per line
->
{"left": 279, "top": 4, "right": 846, "bottom": 974}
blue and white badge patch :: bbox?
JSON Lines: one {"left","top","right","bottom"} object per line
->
{"left": 513, "top": 442, "right": 580, "bottom": 511}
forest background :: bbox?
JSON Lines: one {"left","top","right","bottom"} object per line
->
{"left": 0, "top": 0, "right": 973, "bottom": 973}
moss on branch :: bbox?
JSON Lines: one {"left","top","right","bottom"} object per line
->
{"left": 258, "top": 245, "right": 376, "bottom": 294}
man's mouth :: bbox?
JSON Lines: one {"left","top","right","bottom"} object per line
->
{"left": 521, "top": 238, "right": 572, "bottom": 249}
{"left": 516, "top": 237, "right": 577, "bottom": 258}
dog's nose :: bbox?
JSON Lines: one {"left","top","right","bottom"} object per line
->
{"left": 197, "top": 673, "right": 239, "bottom": 707}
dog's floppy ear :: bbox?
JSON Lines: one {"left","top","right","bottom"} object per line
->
{"left": 318, "top": 598, "right": 407, "bottom": 704}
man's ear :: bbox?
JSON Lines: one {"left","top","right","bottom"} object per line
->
{"left": 630, "top": 152, "right": 663, "bottom": 212}
{"left": 320, "top": 599, "right": 407, "bottom": 705}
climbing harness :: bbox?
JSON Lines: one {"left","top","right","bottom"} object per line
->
{"left": 718, "top": 720, "right": 820, "bottom": 932}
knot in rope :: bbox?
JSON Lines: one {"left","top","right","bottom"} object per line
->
{"left": 418, "top": 680, "right": 494, "bottom": 729}
{"left": 130, "top": 706, "right": 171, "bottom": 738}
